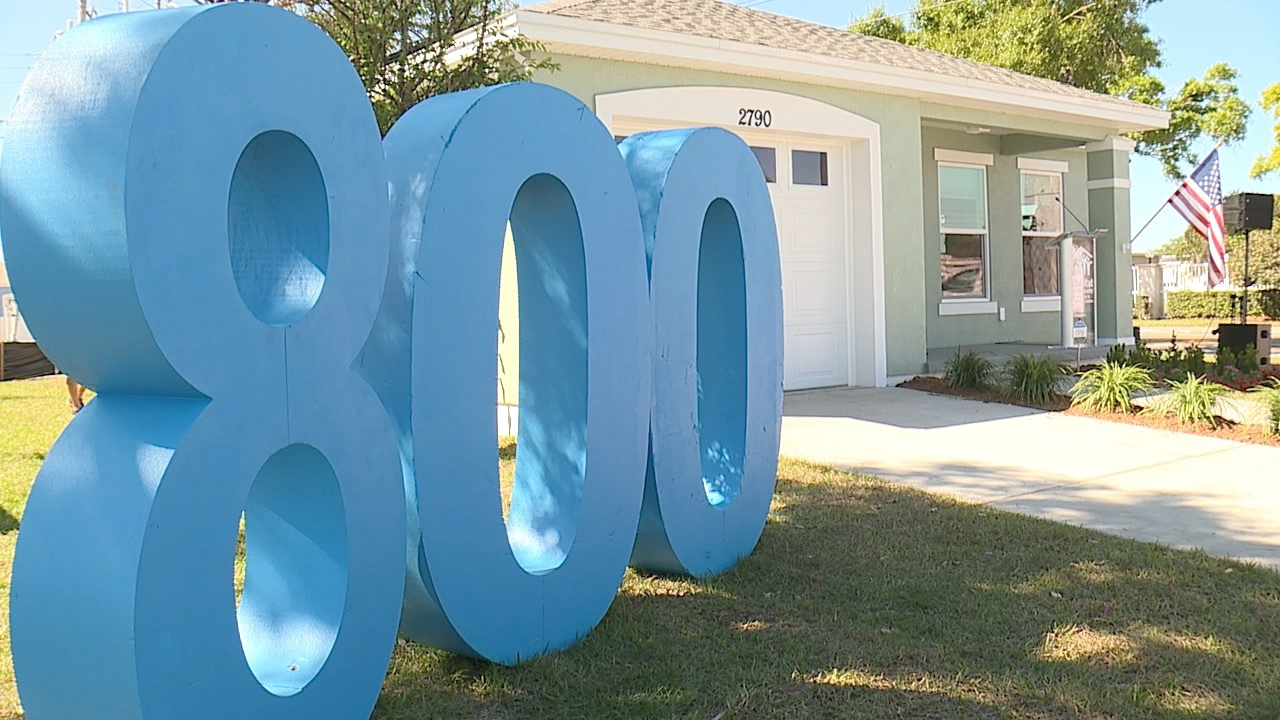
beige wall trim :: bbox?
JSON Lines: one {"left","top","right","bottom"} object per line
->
{"left": 934, "top": 148, "right": 994, "bottom": 166}
{"left": 1017, "top": 157, "right": 1070, "bottom": 174}
{"left": 1087, "top": 178, "right": 1133, "bottom": 190}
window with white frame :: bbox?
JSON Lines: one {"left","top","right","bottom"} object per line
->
{"left": 1021, "top": 170, "right": 1064, "bottom": 296}
{"left": 938, "top": 163, "right": 989, "bottom": 299}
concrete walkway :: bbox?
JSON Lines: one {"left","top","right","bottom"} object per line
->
{"left": 782, "top": 387, "right": 1280, "bottom": 570}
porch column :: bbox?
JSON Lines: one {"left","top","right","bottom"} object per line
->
{"left": 1085, "top": 136, "right": 1136, "bottom": 345}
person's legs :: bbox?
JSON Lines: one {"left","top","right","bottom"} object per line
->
{"left": 66, "top": 377, "right": 84, "bottom": 413}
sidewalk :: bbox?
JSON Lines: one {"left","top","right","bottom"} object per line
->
{"left": 781, "top": 387, "right": 1280, "bottom": 570}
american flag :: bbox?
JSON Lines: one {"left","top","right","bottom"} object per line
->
{"left": 1168, "top": 150, "right": 1226, "bottom": 288}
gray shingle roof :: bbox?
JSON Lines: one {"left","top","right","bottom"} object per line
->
{"left": 522, "top": 0, "right": 1154, "bottom": 114}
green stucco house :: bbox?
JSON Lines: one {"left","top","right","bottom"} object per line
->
{"left": 500, "top": 0, "right": 1169, "bottom": 391}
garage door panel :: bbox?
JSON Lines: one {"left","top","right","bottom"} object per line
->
{"left": 786, "top": 267, "right": 847, "bottom": 324}
{"left": 615, "top": 130, "right": 852, "bottom": 391}
{"left": 785, "top": 202, "right": 844, "bottom": 257}
{"left": 787, "top": 326, "right": 848, "bottom": 388}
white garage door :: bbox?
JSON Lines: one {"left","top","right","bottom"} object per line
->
{"left": 747, "top": 139, "right": 850, "bottom": 390}
{"left": 613, "top": 125, "right": 853, "bottom": 391}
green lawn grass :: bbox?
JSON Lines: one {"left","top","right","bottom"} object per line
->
{"left": 4, "top": 376, "right": 1280, "bottom": 718}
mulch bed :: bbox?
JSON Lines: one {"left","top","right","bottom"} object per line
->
{"left": 897, "top": 375, "right": 1280, "bottom": 447}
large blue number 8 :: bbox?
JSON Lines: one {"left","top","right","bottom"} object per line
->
{"left": 3, "top": 6, "right": 406, "bottom": 719}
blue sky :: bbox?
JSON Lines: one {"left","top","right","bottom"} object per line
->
{"left": 1, "top": 0, "right": 1277, "bottom": 256}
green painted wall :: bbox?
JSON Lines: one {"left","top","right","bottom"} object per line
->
{"left": 536, "top": 55, "right": 931, "bottom": 376}
{"left": 1087, "top": 148, "right": 1135, "bottom": 340}
{"left": 921, "top": 127, "right": 1091, "bottom": 349}
{"left": 918, "top": 102, "right": 1111, "bottom": 144}
{"left": 500, "top": 53, "right": 1127, "bottom": 383}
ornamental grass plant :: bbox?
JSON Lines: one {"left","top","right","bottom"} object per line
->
{"left": 1148, "top": 372, "right": 1229, "bottom": 427}
{"left": 1070, "top": 362, "right": 1154, "bottom": 414}
{"left": 943, "top": 350, "right": 994, "bottom": 390}
{"left": 1003, "top": 354, "right": 1069, "bottom": 406}
{"left": 1250, "top": 379, "right": 1280, "bottom": 435}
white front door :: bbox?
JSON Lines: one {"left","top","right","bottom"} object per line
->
{"left": 748, "top": 139, "right": 851, "bottom": 389}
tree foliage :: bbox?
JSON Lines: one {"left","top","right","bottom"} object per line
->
{"left": 1156, "top": 195, "right": 1280, "bottom": 288}
{"left": 1227, "top": 195, "right": 1280, "bottom": 288}
{"left": 850, "top": 0, "right": 1250, "bottom": 179}
{"left": 1253, "top": 82, "right": 1280, "bottom": 179}
{"left": 1154, "top": 225, "right": 1207, "bottom": 262}
{"left": 260, "top": 0, "right": 554, "bottom": 132}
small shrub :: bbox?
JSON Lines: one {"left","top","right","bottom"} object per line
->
{"left": 1184, "top": 344, "right": 1207, "bottom": 376}
{"left": 1217, "top": 345, "right": 1240, "bottom": 371}
{"left": 1125, "top": 339, "right": 1160, "bottom": 369}
{"left": 944, "top": 350, "right": 994, "bottom": 390}
{"left": 1238, "top": 343, "right": 1262, "bottom": 374}
{"left": 1071, "top": 362, "right": 1154, "bottom": 413}
{"left": 1251, "top": 379, "right": 1280, "bottom": 435}
{"left": 1149, "top": 372, "right": 1228, "bottom": 426}
{"left": 1003, "top": 354, "right": 1069, "bottom": 406}
{"left": 1105, "top": 343, "right": 1128, "bottom": 365}
{"left": 1133, "top": 294, "right": 1150, "bottom": 320}
{"left": 1165, "top": 289, "right": 1280, "bottom": 319}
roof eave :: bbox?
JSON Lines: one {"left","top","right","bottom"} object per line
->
{"left": 514, "top": 10, "right": 1170, "bottom": 135}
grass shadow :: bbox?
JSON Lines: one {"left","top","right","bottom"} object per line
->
{"left": 373, "top": 456, "right": 1280, "bottom": 719}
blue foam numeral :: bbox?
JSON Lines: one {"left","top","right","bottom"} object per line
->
{"left": 2, "top": 2, "right": 786, "bottom": 708}
{"left": 1, "top": 5, "right": 406, "bottom": 718}
{"left": 364, "top": 83, "right": 652, "bottom": 665}
{"left": 621, "top": 129, "right": 785, "bottom": 577}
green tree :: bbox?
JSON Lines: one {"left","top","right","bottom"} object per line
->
{"left": 228, "top": 0, "right": 554, "bottom": 132}
{"left": 1155, "top": 226, "right": 1207, "bottom": 262}
{"left": 1227, "top": 195, "right": 1280, "bottom": 288}
{"left": 850, "top": 0, "right": 1250, "bottom": 179}
{"left": 1253, "top": 82, "right": 1280, "bottom": 179}
{"left": 1157, "top": 196, "right": 1280, "bottom": 287}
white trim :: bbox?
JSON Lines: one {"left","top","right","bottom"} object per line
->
{"left": 1021, "top": 296, "right": 1062, "bottom": 313}
{"left": 1100, "top": 337, "right": 1137, "bottom": 346}
{"left": 938, "top": 161, "right": 991, "bottom": 303}
{"left": 938, "top": 300, "right": 998, "bottom": 316}
{"left": 1084, "top": 136, "right": 1138, "bottom": 153}
{"left": 934, "top": 148, "right": 994, "bottom": 166}
{"left": 1017, "top": 157, "right": 1070, "bottom": 174}
{"left": 513, "top": 11, "right": 1169, "bottom": 134}
{"left": 1087, "top": 178, "right": 1132, "bottom": 190}
{"left": 596, "top": 86, "right": 888, "bottom": 389}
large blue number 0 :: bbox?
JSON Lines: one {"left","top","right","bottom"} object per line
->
{"left": 1, "top": 6, "right": 405, "bottom": 718}
{"left": 622, "top": 129, "right": 784, "bottom": 576}
{"left": 363, "top": 83, "right": 651, "bottom": 664}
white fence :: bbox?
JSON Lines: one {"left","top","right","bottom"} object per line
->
{"left": 1132, "top": 260, "right": 1240, "bottom": 319}
{"left": 2, "top": 292, "right": 34, "bottom": 342}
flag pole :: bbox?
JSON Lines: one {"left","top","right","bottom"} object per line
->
{"left": 1130, "top": 139, "right": 1226, "bottom": 246}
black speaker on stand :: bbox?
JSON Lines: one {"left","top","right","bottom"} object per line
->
{"left": 1217, "top": 193, "right": 1275, "bottom": 363}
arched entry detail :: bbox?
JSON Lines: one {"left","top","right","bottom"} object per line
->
{"left": 597, "top": 86, "right": 886, "bottom": 388}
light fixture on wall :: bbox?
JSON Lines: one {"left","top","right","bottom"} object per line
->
{"left": 963, "top": 126, "right": 991, "bottom": 135}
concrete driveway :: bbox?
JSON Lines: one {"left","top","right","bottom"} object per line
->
{"left": 781, "top": 387, "right": 1280, "bottom": 570}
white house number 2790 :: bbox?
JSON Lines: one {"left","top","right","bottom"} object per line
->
{"left": 738, "top": 108, "right": 772, "bottom": 127}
